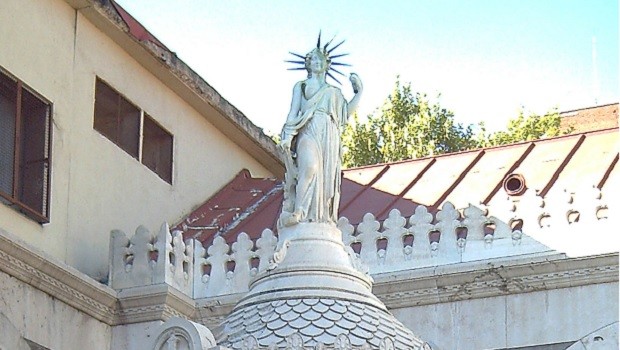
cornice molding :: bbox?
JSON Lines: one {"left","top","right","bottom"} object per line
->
{"left": 117, "top": 284, "right": 197, "bottom": 324}
{"left": 0, "top": 229, "right": 118, "bottom": 324}
{"left": 0, "top": 229, "right": 197, "bottom": 326}
{"left": 373, "top": 253, "right": 619, "bottom": 309}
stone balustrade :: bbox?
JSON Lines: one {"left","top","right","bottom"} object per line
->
{"left": 108, "top": 188, "right": 614, "bottom": 298}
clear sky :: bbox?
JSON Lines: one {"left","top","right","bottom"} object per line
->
{"left": 115, "top": 0, "right": 618, "bottom": 135}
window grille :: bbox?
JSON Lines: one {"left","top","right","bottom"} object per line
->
{"left": 0, "top": 68, "right": 51, "bottom": 223}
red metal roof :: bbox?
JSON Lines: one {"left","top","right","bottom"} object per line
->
{"left": 177, "top": 128, "right": 618, "bottom": 246}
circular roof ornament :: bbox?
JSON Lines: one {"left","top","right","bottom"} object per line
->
{"left": 503, "top": 173, "right": 527, "bottom": 196}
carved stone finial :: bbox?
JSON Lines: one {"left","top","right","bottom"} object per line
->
{"left": 286, "top": 333, "right": 304, "bottom": 350}
{"left": 241, "top": 335, "right": 259, "bottom": 350}
{"left": 335, "top": 334, "right": 351, "bottom": 350}
{"left": 379, "top": 337, "right": 395, "bottom": 350}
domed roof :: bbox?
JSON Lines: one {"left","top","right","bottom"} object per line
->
{"left": 215, "top": 223, "right": 431, "bottom": 350}
{"left": 218, "top": 298, "right": 426, "bottom": 349}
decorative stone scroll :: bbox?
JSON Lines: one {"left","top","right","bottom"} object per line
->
{"left": 151, "top": 317, "right": 217, "bottom": 350}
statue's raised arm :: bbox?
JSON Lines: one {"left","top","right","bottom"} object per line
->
{"left": 278, "top": 34, "right": 361, "bottom": 228}
{"left": 347, "top": 73, "right": 363, "bottom": 116}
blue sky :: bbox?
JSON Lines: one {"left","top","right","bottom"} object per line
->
{"left": 115, "top": 1, "right": 618, "bottom": 135}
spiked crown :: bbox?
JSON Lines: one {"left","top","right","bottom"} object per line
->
{"left": 286, "top": 31, "right": 351, "bottom": 84}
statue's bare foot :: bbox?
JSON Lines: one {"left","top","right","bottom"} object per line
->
{"left": 282, "top": 211, "right": 302, "bottom": 227}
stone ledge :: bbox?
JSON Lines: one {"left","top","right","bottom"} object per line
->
{"left": 117, "top": 284, "right": 197, "bottom": 324}
{"left": 373, "top": 252, "right": 619, "bottom": 309}
{"left": 194, "top": 253, "right": 619, "bottom": 324}
{"left": 2, "top": 227, "right": 617, "bottom": 328}
{"left": 0, "top": 229, "right": 198, "bottom": 326}
{"left": 0, "top": 228, "right": 118, "bottom": 324}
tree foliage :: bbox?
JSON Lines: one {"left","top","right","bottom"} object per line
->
{"left": 342, "top": 80, "right": 477, "bottom": 168}
{"left": 477, "top": 109, "right": 569, "bottom": 148}
{"left": 342, "top": 79, "right": 570, "bottom": 168}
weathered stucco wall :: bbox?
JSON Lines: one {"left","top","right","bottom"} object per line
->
{"left": 0, "top": 270, "right": 112, "bottom": 349}
{"left": 390, "top": 282, "right": 619, "bottom": 350}
{"left": 0, "top": 0, "right": 273, "bottom": 280}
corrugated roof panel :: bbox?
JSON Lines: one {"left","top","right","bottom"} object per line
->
{"left": 177, "top": 170, "right": 279, "bottom": 243}
{"left": 402, "top": 151, "right": 481, "bottom": 207}
{"left": 339, "top": 165, "right": 387, "bottom": 212}
{"left": 483, "top": 135, "right": 583, "bottom": 206}
{"left": 550, "top": 130, "right": 618, "bottom": 192}
{"left": 224, "top": 191, "right": 282, "bottom": 243}
{"left": 508, "top": 136, "right": 580, "bottom": 192}
{"left": 371, "top": 159, "right": 434, "bottom": 195}
{"left": 339, "top": 178, "right": 372, "bottom": 212}
{"left": 339, "top": 184, "right": 402, "bottom": 224}
{"left": 177, "top": 127, "right": 618, "bottom": 247}
{"left": 342, "top": 165, "right": 387, "bottom": 185}
{"left": 386, "top": 197, "right": 424, "bottom": 220}
{"left": 446, "top": 144, "right": 530, "bottom": 209}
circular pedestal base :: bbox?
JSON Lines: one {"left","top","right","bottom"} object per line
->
{"left": 216, "top": 223, "right": 428, "bottom": 349}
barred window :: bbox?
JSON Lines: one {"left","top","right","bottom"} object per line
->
{"left": 94, "top": 79, "right": 140, "bottom": 159}
{"left": 94, "top": 78, "right": 173, "bottom": 183}
{"left": 0, "top": 68, "right": 51, "bottom": 223}
{"left": 142, "top": 114, "right": 173, "bottom": 183}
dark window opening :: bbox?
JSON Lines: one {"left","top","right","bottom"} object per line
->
{"left": 94, "top": 79, "right": 140, "bottom": 159}
{"left": 142, "top": 114, "right": 173, "bottom": 183}
{"left": 94, "top": 78, "right": 173, "bottom": 184}
{"left": 0, "top": 68, "right": 51, "bottom": 223}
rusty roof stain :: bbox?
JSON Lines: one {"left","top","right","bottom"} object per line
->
{"left": 176, "top": 126, "right": 619, "bottom": 246}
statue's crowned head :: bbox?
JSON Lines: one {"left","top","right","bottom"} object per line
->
{"left": 286, "top": 31, "right": 350, "bottom": 84}
{"left": 305, "top": 48, "right": 330, "bottom": 74}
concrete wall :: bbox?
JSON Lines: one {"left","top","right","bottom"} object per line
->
{"left": 0, "top": 270, "right": 112, "bottom": 349}
{"left": 391, "top": 282, "right": 619, "bottom": 350}
{"left": 0, "top": 0, "right": 272, "bottom": 280}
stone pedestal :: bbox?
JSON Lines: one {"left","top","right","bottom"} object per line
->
{"left": 216, "top": 223, "right": 430, "bottom": 350}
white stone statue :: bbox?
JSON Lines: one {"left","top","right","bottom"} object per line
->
{"left": 278, "top": 35, "right": 363, "bottom": 227}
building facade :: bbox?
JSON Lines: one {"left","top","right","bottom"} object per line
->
{"left": 0, "top": 1, "right": 617, "bottom": 349}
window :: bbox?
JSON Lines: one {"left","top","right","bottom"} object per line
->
{"left": 94, "top": 78, "right": 173, "bottom": 183}
{"left": 94, "top": 79, "right": 140, "bottom": 158}
{"left": 142, "top": 115, "right": 173, "bottom": 183}
{"left": 0, "top": 68, "right": 52, "bottom": 223}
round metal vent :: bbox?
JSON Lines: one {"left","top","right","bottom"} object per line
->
{"left": 503, "top": 173, "right": 526, "bottom": 196}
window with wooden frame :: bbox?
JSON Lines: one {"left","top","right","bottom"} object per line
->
{"left": 0, "top": 68, "right": 52, "bottom": 223}
{"left": 93, "top": 78, "right": 173, "bottom": 183}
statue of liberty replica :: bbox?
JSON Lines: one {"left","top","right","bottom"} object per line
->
{"left": 216, "top": 33, "right": 431, "bottom": 350}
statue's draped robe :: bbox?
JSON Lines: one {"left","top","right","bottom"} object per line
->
{"left": 281, "top": 84, "right": 348, "bottom": 223}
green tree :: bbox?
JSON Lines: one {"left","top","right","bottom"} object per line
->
{"left": 342, "top": 79, "right": 571, "bottom": 168}
{"left": 342, "top": 79, "right": 477, "bottom": 167}
{"left": 476, "top": 108, "right": 570, "bottom": 147}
